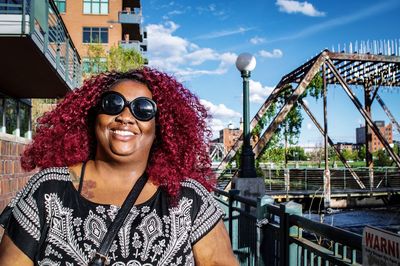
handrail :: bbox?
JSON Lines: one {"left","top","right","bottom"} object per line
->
{"left": 289, "top": 214, "right": 362, "bottom": 249}
{"left": 215, "top": 189, "right": 364, "bottom": 265}
{"left": 47, "top": 0, "right": 80, "bottom": 61}
{"left": 214, "top": 188, "right": 257, "bottom": 207}
{"left": 0, "top": 0, "right": 82, "bottom": 90}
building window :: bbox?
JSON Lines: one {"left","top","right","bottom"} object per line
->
{"left": 0, "top": 97, "right": 31, "bottom": 138}
{"left": 83, "top": 0, "right": 108, "bottom": 14}
{"left": 54, "top": 0, "right": 66, "bottom": 13}
{"left": 83, "top": 27, "right": 108, "bottom": 43}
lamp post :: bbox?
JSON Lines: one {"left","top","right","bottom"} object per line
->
{"left": 236, "top": 53, "right": 257, "bottom": 178}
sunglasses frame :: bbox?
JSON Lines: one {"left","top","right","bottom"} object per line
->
{"left": 99, "top": 91, "right": 157, "bottom": 121}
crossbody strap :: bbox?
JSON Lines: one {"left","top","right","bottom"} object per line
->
{"left": 89, "top": 172, "right": 148, "bottom": 266}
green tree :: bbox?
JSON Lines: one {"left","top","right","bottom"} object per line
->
{"left": 286, "top": 146, "right": 307, "bottom": 161}
{"left": 108, "top": 45, "right": 145, "bottom": 72}
{"left": 85, "top": 43, "right": 145, "bottom": 76}
{"left": 373, "top": 149, "right": 392, "bottom": 166}
{"left": 342, "top": 149, "right": 357, "bottom": 161}
{"left": 85, "top": 43, "right": 108, "bottom": 75}
{"left": 357, "top": 145, "right": 366, "bottom": 161}
{"left": 254, "top": 72, "right": 323, "bottom": 164}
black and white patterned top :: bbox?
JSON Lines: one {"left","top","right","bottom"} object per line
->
{"left": 0, "top": 167, "right": 224, "bottom": 266}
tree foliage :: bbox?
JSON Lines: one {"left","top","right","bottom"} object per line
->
{"left": 108, "top": 45, "right": 145, "bottom": 72}
{"left": 252, "top": 72, "right": 324, "bottom": 163}
{"left": 85, "top": 44, "right": 107, "bottom": 75}
{"left": 85, "top": 44, "right": 145, "bottom": 76}
{"left": 373, "top": 149, "right": 392, "bottom": 167}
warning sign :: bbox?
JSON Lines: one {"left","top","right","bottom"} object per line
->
{"left": 363, "top": 226, "right": 400, "bottom": 266}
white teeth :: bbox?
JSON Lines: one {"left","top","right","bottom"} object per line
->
{"left": 113, "top": 130, "right": 135, "bottom": 136}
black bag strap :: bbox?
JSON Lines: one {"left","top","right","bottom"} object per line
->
{"left": 78, "top": 161, "right": 88, "bottom": 194}
{"left": 89, "top": 172, "right": 148, "bottom": 266}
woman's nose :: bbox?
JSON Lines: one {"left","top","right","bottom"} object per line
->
{"left": 115, "top": 107, "right": 136, "bottom": 124}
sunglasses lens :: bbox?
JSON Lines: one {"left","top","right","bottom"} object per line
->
{"left": 132, "top": 98, "right": 155, "bottom": 121}
{"left": 102, "top": 93, "right": 124, "bottom": 115}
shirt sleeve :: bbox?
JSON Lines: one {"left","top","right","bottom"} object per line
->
{"left": 181, "top": 179, "right": 225, "bottom": 244}
{"left": 0, "top": 171, "right": 48, "bottom": 261}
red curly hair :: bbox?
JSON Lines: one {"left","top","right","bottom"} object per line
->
{"left": 22, "top": 67, "right": 214, "bottom": 197}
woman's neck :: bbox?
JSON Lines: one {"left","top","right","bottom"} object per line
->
{"left": 91, "top": 159, "right": 148, "bottom": 186}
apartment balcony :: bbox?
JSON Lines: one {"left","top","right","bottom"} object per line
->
{"left": 122, "top": 0, "right": 141, "bottom": 10}
{"left": 118, "top": 9, "right": 141, "bottom": 24}
{"left": 119, "top": 40, "right": 146, "bottom": 54}
{"left": 0, "top": 0, "right": 81, "bottom": 98}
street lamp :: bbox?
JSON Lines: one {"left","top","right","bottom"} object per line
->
{"left": 236, "top": 53, "right": 257, "bottom": 178}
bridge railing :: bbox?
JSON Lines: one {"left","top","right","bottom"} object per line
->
{"left": 262, "top": 167, "right": 400, "bottom": 191}
{"left": 214, "top": 188, "right": 363, "bottom": 265}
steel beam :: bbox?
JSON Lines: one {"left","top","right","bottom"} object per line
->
{"left": 376, "top": 94, "right": 400, "bottom": 134}
{"left": 215, "top": 83, "right": 285, "bottom": 174}
{"left": 253, "top": 52, "right": 326, "bottom": 158}
{"left": 323, "top": 63, "right": 331, "bottom": 207}
{"left": 364, "top": 84, "right": 374, "bottom": 185}
{"left": 299, "top": 100, "right": 366, "bottom": 189}
{"left": 325, "top": 58, "right": 400, "bottom": 168}
{"left": 327, "top": 51, "right": 400, "bottom": 63}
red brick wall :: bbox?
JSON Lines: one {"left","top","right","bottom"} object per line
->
{"left": 0, "top": 133, "right": 36, "bottom": 213}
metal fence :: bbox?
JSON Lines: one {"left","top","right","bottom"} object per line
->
{"left": 262, "top": 167, "right": 400, "bottom": 191}
{"left": 214, "top": 189, "right": 363, "bottom": 265}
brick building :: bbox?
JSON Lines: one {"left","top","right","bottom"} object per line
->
{"left": 0, "top": 1, "right": 81, "bottom": 213}
{"left": 356, "top": 121, "right": 393, "bottom": 152}
{"left": 334, "top": 142, "right": 359, "bottom": 152}
{"left": 218, "top": 126, "right": 242, "bottom": 155}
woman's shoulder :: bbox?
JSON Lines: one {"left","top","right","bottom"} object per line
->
{"left": 180, "top": 178, "right": 212, "bottom": 195}
{"left": 28, "top": 166, "right": 71, "bottom": 186}
{"left": 178, "top": 178, "right": 217, "bottom": 204}
{"left": 9, "top": 167, "right": 71, "bottom": 207}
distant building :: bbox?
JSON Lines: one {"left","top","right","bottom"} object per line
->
{"left": 217, "top": 124, "right": 242, "bottom": 155}
{"left": 334, "top": 142, "right": 359, "bottom": 152}
{"left": 356, "top": 121, "right": 393, "bottom": 152}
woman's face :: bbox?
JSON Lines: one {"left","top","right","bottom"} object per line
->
{"left": 95, "top": 79, "right": 156, "bottom": 163}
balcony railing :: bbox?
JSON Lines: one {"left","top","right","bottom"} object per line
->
{"left": 119, "top": 40, "right": 146, "bottom": 54}
{"left": 119, "top": 9, "right": 142, "bottom": 24}
{"left": 0, "top": 0, "right": 81, "bottom": 90}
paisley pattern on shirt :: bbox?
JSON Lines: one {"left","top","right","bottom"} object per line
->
{"left": 0, "top": 167, "right": 224, "bottom": 266}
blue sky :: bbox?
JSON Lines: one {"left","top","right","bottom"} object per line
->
{"left": 142, "top": 0, "right": 400, "bottom": 146}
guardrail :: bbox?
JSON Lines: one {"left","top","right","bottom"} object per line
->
{"left": 263, "top": 167, "right": 400, "bottom": 191}
{"left": 214, "top": 188, "right": 363, "bottom": 265}
{"left": 0, "top": 0, "right": 81, "bottom": 89}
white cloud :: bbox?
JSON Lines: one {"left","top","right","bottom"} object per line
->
{"left": 195, "top": 27, "right": 253, "bottom": 40}
{"left": 249, "top": 80, "right": 275, "bottom": 104}
{"left": 200, "top": 99, "right": 241, "bottom": 137}
{"left": 250, "top": 36, "right": 266, "bottom": 45}
{"left": 196, "top": 4, "right": 229, "bottom": 19}
{"left": 146, "top": 21, "right": 237, "bottom": 79}
{"left": 306, "top": 123, "right": 313, "bottom": 130}
{"left": 259, "top": 49, "right": 283, "bottom": 58}
{"left": 276, "top": 0, "right": 325, "bottom": 17}
{"left": 200, "top": 99, "right": 241, "bottom": 119}
{"left": 267, "top": 1, "right": 398, "bottom": 43}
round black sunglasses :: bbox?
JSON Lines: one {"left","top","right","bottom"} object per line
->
{"left": 99, "top": 91, "right": 157, "bottom": 121}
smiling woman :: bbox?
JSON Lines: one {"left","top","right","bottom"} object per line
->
{"left": 0, "top": 68, "right": 238, "bottom": 265}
